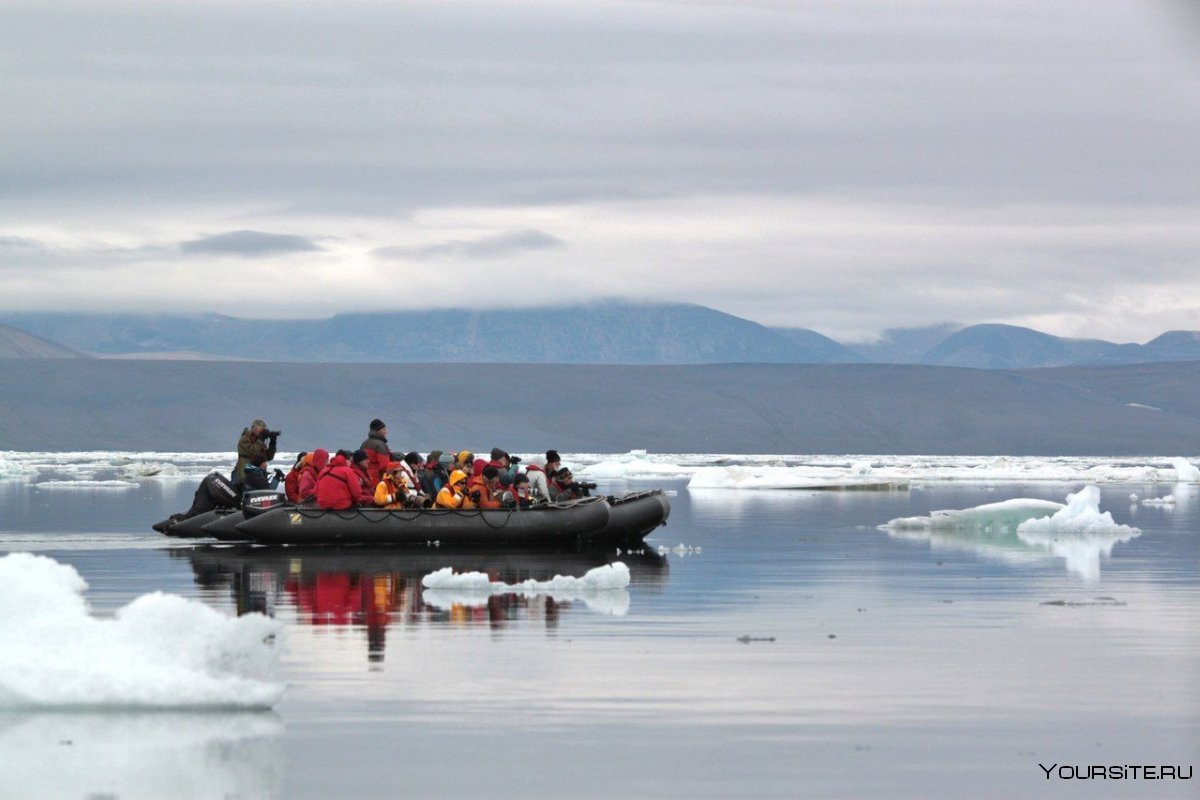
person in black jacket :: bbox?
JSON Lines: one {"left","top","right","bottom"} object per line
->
{"left": 242, "top": 453, "right": 284, "bottom": 491}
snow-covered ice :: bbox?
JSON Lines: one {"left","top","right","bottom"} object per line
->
{"left": 1140, "top": 494, "right": 1175, "bottom": 506}
{"left": 421, "top": 562, "right": 631, "bottom": 616}
{"left": 0, "top": 553, "right": 283, "bottom": 709}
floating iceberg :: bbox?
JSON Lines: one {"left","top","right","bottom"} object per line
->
{"left": 421, "top": 562, "right": 631, "bottom": 616}
{"left": 1172, "top": 458, "right": 1200, "bottom": 482}
{"left": 883, "top": 498, "right": 1065, "bottom": 532}
{"left": 1016, "top": 486, "right": 1140, "bottom": 537}
{"left": 1140, "top": 494, "right": 1175, "bottom": 506}
{"left": 881, "top": 487, "right": 1140, "bottom": 581}
{"left": 0, "top": 553, "right": 283, "bottom": 709}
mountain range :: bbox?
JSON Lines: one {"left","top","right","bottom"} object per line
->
{"left": 1, "top": 306, "right": 1197, "bottom": 369}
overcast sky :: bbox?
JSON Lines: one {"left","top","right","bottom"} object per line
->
{"left": 1, "top": 0, "right": 1197, "bottom": 342}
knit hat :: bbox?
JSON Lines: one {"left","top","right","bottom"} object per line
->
{"left": 545, "top": 450, "right": 560, "bottom": 463}
{"left": 386, "top": 461, "right": 403, "bottom": 472}
{"left": 370, "top": 418, "right": 386, "bottom": 431}
{"left": 352, "top": 449, "right": 368, "bottom": 463}
{"left": 404, "top": 451, "right": 422, "bottom": 466}
{"left": 498, "top": 473, "right": 513, "bottom": 487}
{"left": 252, "top": 419, "right": 267, "bottom": 429}
{"left": 490, "top": 447, "right": 507, "bottom": 461}
{"left": 427, "top": 450, "right": 444, "bottom": 464}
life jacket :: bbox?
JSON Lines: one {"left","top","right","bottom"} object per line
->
{"left": 315, "top": 455, "right": 362, "bottom": 510}
{"left": 374, "top": 475, "right": 406, "bottom": 508}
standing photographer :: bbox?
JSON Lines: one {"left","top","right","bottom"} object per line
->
{"left": 233, "top": 418, "right": 279, "bottom": 486}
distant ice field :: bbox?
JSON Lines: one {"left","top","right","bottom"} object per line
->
{"left": 2, "top": 449, "right": 1197, "bottom": 488}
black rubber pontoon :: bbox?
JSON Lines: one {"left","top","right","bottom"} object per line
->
{"left": 603, "top": 490, "right": 671, "bottom": 538}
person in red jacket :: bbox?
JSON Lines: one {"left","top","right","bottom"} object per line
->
{"left": 316, "top": 452, "right": 369, "bottom": 510}
{"left": 284, "top": 452, "right": 308, "bottom": 502}
{"left": 298, "top": 449, "right": 328, "bottom": 503}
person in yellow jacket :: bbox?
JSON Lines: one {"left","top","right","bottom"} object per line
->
{"left": 374, "top": 462, "right": 410, "bottom": 509}
{"left": 435, "top": 469, "right": 469, "bottom": 509}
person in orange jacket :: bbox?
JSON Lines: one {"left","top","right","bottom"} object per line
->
{"left": 374, "top": 461, "right": 410, "bottom": 509}
{"left": 463, "top": 465, "right": 503, "bottom": 509}
{"left": 435, "top": 469, "right": 469, "bottom": 509}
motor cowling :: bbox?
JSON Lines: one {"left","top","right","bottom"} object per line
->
{"left": 242, "top": 490, "right": 287, "bottom": 517}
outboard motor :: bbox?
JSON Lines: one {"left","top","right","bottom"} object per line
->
{"left": 242, "top": 490, "right": 288, "bottom": 518}
{"left": 204, "top": 471, "right": 241, "bottom": 509}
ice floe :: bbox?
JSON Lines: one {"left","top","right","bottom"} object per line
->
{"left": 2, "top": 449, "right": 1199, "bottom": 488}
{"left": 881, "top": 487, "right": 1141, "bottom": 581}
{"left": 1172, "top": 458, "right": 1200, "bottom": 482}
{"left": 1139, "top": 494, "right": 1175, "bottom": 506}
{"left": 421, "top": 562, "right": 631, "bottom": 616}
{"left": 0, "top": 553, "right": 283, "bottom": 709}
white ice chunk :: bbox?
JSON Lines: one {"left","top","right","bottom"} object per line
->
{"left": 0, "top": 553, "right": 283, "bottom": 709}
{"left": 1017, "top": 486, "right": 1140, "bottom": 536}
{"left": 1139, "top": 494, "right": 1175, "bottom": 506}
{"left": 1171, "top": 458, "right": 1200, "bottom": 482}
{"left": 118, "top": 461, "right": 183, "bottom": 479}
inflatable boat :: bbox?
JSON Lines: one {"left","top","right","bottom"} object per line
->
{"left": 229, "top": 490, "right": 670, "bottom": 546}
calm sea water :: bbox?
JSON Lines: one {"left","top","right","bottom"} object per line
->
{"left": 1, "top": 476, "right": 1197, "bottom": 799}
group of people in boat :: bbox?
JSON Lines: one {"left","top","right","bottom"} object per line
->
{"left": 239, "top": 417, "right": 597, "bottom": 512}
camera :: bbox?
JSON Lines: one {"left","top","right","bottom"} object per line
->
{"left": 578, "top": 481, "right": 598, "bottom": 491}
{"left": 509, "top": 455, "right": 521, "bottom": 464}
{"left": 265, "top": 430, "right": 282, "bottom": 438}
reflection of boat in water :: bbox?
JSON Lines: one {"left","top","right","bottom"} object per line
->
{"left": 175, "top": 543, "right": 669, "bottom": 660}
{"left": 205, "top": 490, "right": 670, "bottom": 546}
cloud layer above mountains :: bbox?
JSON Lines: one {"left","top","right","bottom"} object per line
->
{"left": 0, "top": 0, "right": 1197, "bottom": 342}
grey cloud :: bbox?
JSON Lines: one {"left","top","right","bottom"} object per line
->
{"left": 180, "top": 230, "right": 322, "bottom": 258}
{"left": 374, "top": 229, "right": 565, "bottom": 261}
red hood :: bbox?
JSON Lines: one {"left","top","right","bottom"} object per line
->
{"left": 312, "top": 448, "right": 330, "bottom": 470}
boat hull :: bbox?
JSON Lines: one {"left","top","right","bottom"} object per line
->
{"left": 234, "top": 496, "right": 616, "bottom": 546}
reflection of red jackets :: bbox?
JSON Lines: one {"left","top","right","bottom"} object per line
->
{"left": 316, "top": 455, "right": 364, "bottom": 510}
